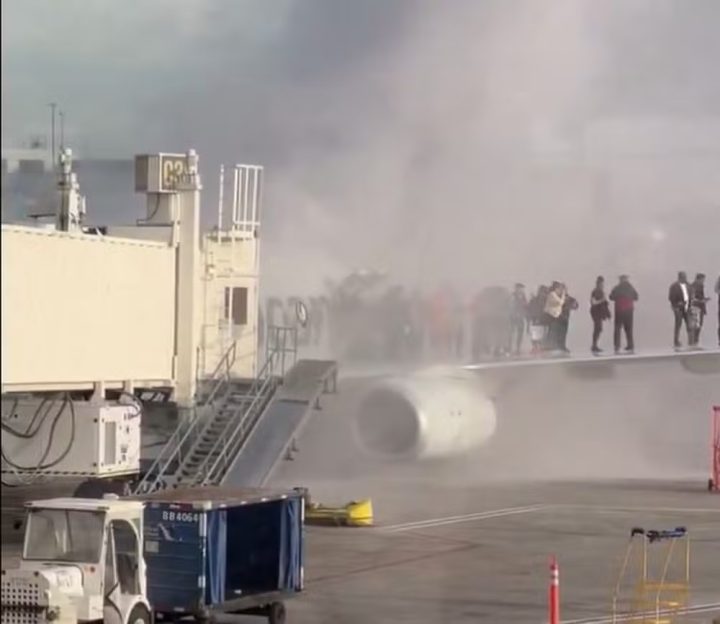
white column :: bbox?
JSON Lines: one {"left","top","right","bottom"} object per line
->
{"left": 173, "top": 150, "right": 202, "bottom": 408}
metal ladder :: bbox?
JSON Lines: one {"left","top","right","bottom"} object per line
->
{"left": 133, "top": 326, "right": 297, "bottom": 493}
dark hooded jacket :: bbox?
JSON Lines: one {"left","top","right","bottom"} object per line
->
{"left": 609, "top": 281, "right": 638, "bottom": 313}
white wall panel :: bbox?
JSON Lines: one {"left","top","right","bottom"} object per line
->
{"left": 1, "top": 226, "right": 176, "bottom": 390}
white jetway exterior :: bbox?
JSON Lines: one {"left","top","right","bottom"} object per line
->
{"left": 198, "top": 165, "right": 263, "bottom": 382}
{"left": 1, "top": 226, "right": 176, "bottom": 392}
{"left": 1, "top": 151, "right": 263, "bottom": 408}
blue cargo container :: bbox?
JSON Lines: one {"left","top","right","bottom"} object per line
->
{"left": 136, "top": 486, "right": 304, "bottom": 623}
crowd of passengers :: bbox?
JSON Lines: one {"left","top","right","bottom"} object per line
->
{"left": 261, "top": 272, "right": 720, "bottom": 362}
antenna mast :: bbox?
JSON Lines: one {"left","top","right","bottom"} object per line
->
{"left": 49, "top": 102, "right": 57, "bottom": 167}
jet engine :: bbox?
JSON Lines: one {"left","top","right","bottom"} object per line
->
{"left": 353, "top": 370, "right": 496, "bottom": 461}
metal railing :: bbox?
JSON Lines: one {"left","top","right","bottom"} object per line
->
{"left": 133, "top": 340, "right": 238, "bottom": 494}
{"left": 184, "top": 349, "right": 281, "bottom": 486}
{"left": 265, "top": 325, "right": 298, "bottom": 377}
{"left": 202, "top": 340, "right": 238, "bottom": 405}
{"left": 182, "top": 326, "right": 297, "bottom": 486}
{"left": 133, "top": 327, "right": 296, "bottom": 494}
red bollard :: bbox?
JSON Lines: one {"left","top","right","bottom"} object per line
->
{"left": 549, "top": 556, "right": 560, "bottom": 624}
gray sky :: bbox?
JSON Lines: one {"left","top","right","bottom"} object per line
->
{"left": 2, "top": 0, "right": 719, "bottom": 328}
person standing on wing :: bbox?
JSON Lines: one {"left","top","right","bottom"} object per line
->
{"left": 668, "top": 271, "right": 691, "bottom": 349}
{"left": 527, "top": 285, "right": 549, "bottom": 355}
{"left": 609, "top": 275, "right": 638, "bottom": 354}
{"left": 508, "top": 283, "right": 528, "bottom": 356}
{"left": 688, "top": 273, "right": 709, "bottom": 347}
{"left": 590, "top": 276, "right": 611, "bottom": 354}
{"left": 543, "top": 281, "right": 566, "bottom": 352}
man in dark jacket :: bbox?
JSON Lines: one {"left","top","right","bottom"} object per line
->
{"left": 590, "top": 276, "right": 611, "bottom": 353}
{"left": 609, "top": 275, "right": 638, "bottom": 354}
{"left": 668, "top": 271, "right": 690, "bottom": 348}
{"left": 688, "top": 273, "right": 709, "bottom": 347}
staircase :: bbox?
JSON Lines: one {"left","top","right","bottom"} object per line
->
{"left": 133, "top": 326, "right": 297, "bottom": 493}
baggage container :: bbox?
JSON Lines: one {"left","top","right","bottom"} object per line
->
{"left": 136, "top": 486, "right": 304, "bottom": 622}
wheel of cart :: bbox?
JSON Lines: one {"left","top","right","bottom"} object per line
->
{"left": 227, "top": 600, "right": 287, "bottom": 623}
{"left": 267, "top": 601, "right": 286, "bottom": 624}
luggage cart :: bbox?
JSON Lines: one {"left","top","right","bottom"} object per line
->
{"left": 611, "top": 527, "right": 690, "bottom": 624}
{"left": 709, "top": 405, "right": 720, "bottom": 492}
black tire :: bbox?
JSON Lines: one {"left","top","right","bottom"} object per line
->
{"left": 192, "top": 612, "right": 215, "bottom": 624}
{"left": 73, "top": 478, "right": 129, "bottom": 498}
{"left": 127, "top": 604, "right": 152, "bottom": 624}
{"left": 268, "top": 602, "right": 286, "bottom": 624}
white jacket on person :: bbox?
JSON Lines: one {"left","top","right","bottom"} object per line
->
{"left": 544, "top": 290, "right": 565, "bottom": 319}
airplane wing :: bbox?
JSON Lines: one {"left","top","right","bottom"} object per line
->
{"left": 341, "top": 349, "right": 720, "bottom": 382}
{"left": 464, "top": 348, "right": 720, "bottom": 374}
{"left": 461, "top": 348, "right": 720, "bottom": 397}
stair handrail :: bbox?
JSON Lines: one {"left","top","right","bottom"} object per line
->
{"left": 200, "top": 372, "right": 278, "bottom": 486}
{"left": 191, "top": 347, "right": 281, "bottom": 486}
{"left": 198, "top": 326, "right": 298, "bottom": 485}
{"left": 132, "top": 414, "right": 200, "bottom": 493}
{"left": 202, "top": 340, "right": 238, "bottom": 406}
{"left": 133, "top": 340, "right": 238, "bottom": 494}
{"left": 265, "top": 325, "right": 298, "bottom": 377}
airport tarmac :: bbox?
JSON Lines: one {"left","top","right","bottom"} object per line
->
{"left": 289, "top": 479, "right": 720, "bottom": 623}
{"left": 3, "top": 479, "right": 717, "bottom": 623}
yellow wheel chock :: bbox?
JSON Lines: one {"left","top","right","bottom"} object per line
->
{"left": 304, "top": 498, "right": 374, "bottom": 527}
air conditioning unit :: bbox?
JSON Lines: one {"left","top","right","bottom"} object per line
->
{"left": 1, "top": 400, "right": 141, "bottom": 478}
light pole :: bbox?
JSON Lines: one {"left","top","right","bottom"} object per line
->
{"left": 49, "top": 102, "right": 57, "bottom": 167}
{"left": 59, "top": 110, "right": 65, "bottom": 152}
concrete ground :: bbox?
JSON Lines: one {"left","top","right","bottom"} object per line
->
{"left": 289, "top": 480, "right": 720, "bottom": 624}
{"left": 3, "top": 481, "right": 718, "bottom": 623}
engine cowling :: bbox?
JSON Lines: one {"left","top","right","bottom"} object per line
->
{"left": 352, "top": 370, "right": 496, "bottom": 460}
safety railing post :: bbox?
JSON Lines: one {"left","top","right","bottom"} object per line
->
{"left": 217, "top": 165, "right": 224, "bottom": 242}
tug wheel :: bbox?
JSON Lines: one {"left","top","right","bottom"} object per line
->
{"left": 128, "top": 604, "right": 152, "bottom": 624}
{"left": 268, "top": 602, "right": 286, "bottom": 624}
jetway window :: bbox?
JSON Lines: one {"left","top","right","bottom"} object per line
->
{"left": 224, "top": 287, "right": 248, "bottom": 326}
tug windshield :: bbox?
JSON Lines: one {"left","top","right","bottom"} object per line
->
{"left": 24, "top": 508, "right": 105, "bottom": 563}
